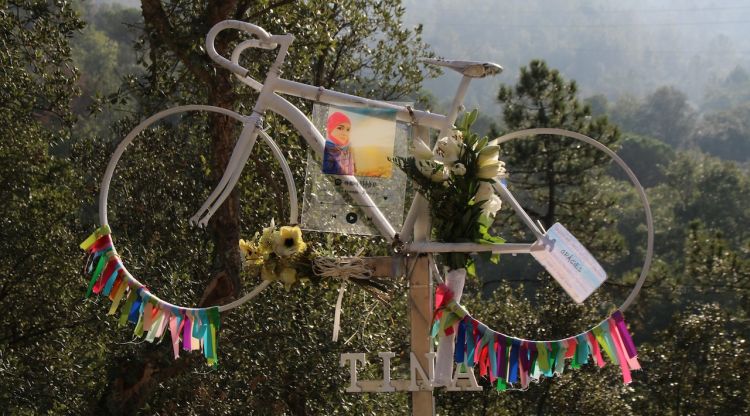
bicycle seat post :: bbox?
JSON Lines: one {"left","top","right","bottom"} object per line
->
{"left": 420, "top": 58, "right": 502, "bottom": 134}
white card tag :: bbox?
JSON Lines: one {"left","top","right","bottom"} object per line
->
{"left": 530, "top": 223, "right": 607, "bottom": 303}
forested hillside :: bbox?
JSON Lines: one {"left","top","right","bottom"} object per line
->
{"left": 1, "top": 1, "right": 748, "bottom": 414}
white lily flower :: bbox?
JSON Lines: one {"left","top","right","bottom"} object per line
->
{"left": 495, "top": 160, "right": 508, "bottom": 179}
{"left": 474, "top": 181, "right": 494, "bottom": 202}
{"left": 451, "top": 130, "right": 464, "bottom": 142}
{"left": 431, "top": 167, "right": 450, "bottom": 182}
{"left": 411, "top": 139, "right": 434, "bottom": 160}
{"left": 486, "top": 138, "right": 499, "bottom": 147}
{"left": 435, "top": 136, "right": 461, "bottom": 165}
{"left": 477, "top": 145, "right": 500, "bottom": 166}
{"left": 416, "top": 159, "right": 449, "bottom": 182}
{"left": 416, "top": 159, "right": 437, "bottom": 177}
{"left": 477, "top": 161, "right": 500, "bottom": 179}
{"left": 452, "top": 163, "right": 467, "bottom": 176}
{"left": 481, "top": 194, "right": 503, "bottom": 217}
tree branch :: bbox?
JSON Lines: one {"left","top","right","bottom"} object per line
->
{"left": 246, "top": 0, "right": 297, "bottom": 20}
{"left": 206, "top": 0, "right": 239, "bottom": 26}
{"left": 141, "top": 0, "right": 213, "bottom": 86}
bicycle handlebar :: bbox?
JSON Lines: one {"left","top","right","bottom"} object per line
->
{"left": 206, "top": 20, "right": 293, "bottom": 77}
{"left": 231, "top": 40, "right": 265, "bottom": 91}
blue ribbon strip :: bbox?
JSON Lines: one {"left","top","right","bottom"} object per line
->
{"left": 454, "top": 318, "right": 466, "bottom": 363}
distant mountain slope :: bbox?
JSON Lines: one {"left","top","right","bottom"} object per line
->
{"left": 404, "top": 0, "right": 750, "bottom": 113}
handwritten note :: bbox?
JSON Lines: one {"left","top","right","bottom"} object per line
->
{"left": 530, "top": 223, "right": 607, "bottom": 303}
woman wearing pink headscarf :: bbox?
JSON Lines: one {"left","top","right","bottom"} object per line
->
{"left": 322, "top": 111, "right": 355, "bottom": 175}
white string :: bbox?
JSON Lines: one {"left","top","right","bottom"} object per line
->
{"left": 312, "top": 249, "right": 373, "bottom": 342}
{"left": 428, "top": 254, "right": 445, "bottom": 285}
{"left": 332, "top": 279, "right": 347, "bottom": 342}
{"left": 312, "top": 252, "right": 373, "bottom": 281}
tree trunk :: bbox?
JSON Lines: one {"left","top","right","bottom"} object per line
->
{"left": 204, "top": 76, "right": 242, "bottom": 306}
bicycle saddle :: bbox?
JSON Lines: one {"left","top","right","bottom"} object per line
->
{"left": 421, "top": 58, "right": 503, "bottom": 78}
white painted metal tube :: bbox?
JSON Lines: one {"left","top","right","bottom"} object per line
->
{"left": 190, "top": 120, "right": 259, "bottom": 225}
{"left": 443, "top": 75, "right": 472, "bottom": 130}
{"left": 273, "top": 78, "right": 448, "bottom": 129}
{"left": 407, "top": 242, "right": 535, "bottom": 254}
{"left": 230, "top": 41, "right": 448, "bottom": 129}
{"left": 494, "top": 182, "right": 545, "bottom": 239}
{"left": 231, "top": 40, "right": 264, "bottom": 91}
{"left": 206, "top": 20, "right": 275, "bottom": 76}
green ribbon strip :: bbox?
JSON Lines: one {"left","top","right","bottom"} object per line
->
{"left": 536, "top": 342, "right": 550, "bottom": 374}
{"left": 496, "top": 377, "right": 507, "bottom": 391}
{"left": 548, "top": 342, "right": 559, "bottom": 377}
{"left": 118, "top": 290, "right": 138, "bottom": 327}
{"left": 593, "top": 324, "right": 618, "bottom": 365}
{"left": 133, "top": 313, "right": 144, "bottom": 337}
{"left": 554, "top": 341, "right": 566, "bottom": 375}
{"left": 133, "top": 301, "right": 145, "bottom": 337}
{"left": 86, "top": 251, "right": 112, "bottom": 298}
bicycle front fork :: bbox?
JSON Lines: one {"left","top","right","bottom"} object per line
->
{"left": 189, "top": 113, "right": 263, "bottom": 227}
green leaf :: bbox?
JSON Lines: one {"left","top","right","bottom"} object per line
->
{"left": 476, "top": 136, "right": 488, "bottom": 150}
{"left": 467, "top": 108, "right": 478, "bottom": 128}
{"left": 466, "top": 259, "right": 476, "bottom": 277}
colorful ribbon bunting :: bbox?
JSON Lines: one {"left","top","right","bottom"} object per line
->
{"left": 431, "top": 283, "right": 641, "bottom": 390}
{"left": 80, "top": 227, "right": 221, "bottom": 367}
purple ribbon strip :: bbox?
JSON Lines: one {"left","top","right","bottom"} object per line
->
{"left": 612, "top": 311, "right": 638, "bottom": 359}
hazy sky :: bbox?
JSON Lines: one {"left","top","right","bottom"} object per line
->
{"left": 403, "top": 0, "right": 750, "bottom": 111}
{"left": 97, "top": 0, "right": 750, "bottom": 112}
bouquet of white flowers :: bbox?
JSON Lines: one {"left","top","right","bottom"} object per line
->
{"left": 394, "top": 110, "right": 507, "bottom": 271}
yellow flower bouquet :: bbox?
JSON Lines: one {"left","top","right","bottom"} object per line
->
{"left": 239, "top": 220, "right": 392, "bottom": 297}
{"left": 239, "top": 220, "right": 313, "bottom": 291}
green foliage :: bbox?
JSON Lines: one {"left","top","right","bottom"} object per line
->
{"left": 693, "top": 103, "right": 750, "bottom": 162}
{"left": 611, "top": 134, "right": 675, "bottom": 187}
{"left": 632, "top": 304, "right": 750, "bottom": 415}
{"left": 632, "top": 86, "right": 695, "bottom": 148}
{"left": 496, "top": 60, "right": 624, "bottom": 266}
{"left": 0, "top": 1, "right": 89, "bottom": 413}
{"left": 609, "top": 86, "right": 695, "bottom": 148}
{"left": 663, "top": 152, "right": 750, "bottom": 250}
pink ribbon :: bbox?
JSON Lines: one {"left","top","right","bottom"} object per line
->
{"left": 608, "top": 318, "right": 632, "bottom": 384}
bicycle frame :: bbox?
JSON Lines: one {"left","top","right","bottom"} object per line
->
{"left": 192, "top": 20, "right": 543, "bottom": 256}
{"left": 94, "top": 20, "right": 653, "bottom": 313}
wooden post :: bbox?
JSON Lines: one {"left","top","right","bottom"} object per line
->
{"left": 359, "top": 125, "right": 436, "bottom": 414}
{"left": 409, "top": 255, "right": 434, "bottom": 415}
{"left": 410, "top": 123, "right": 434, "bottom": 416}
